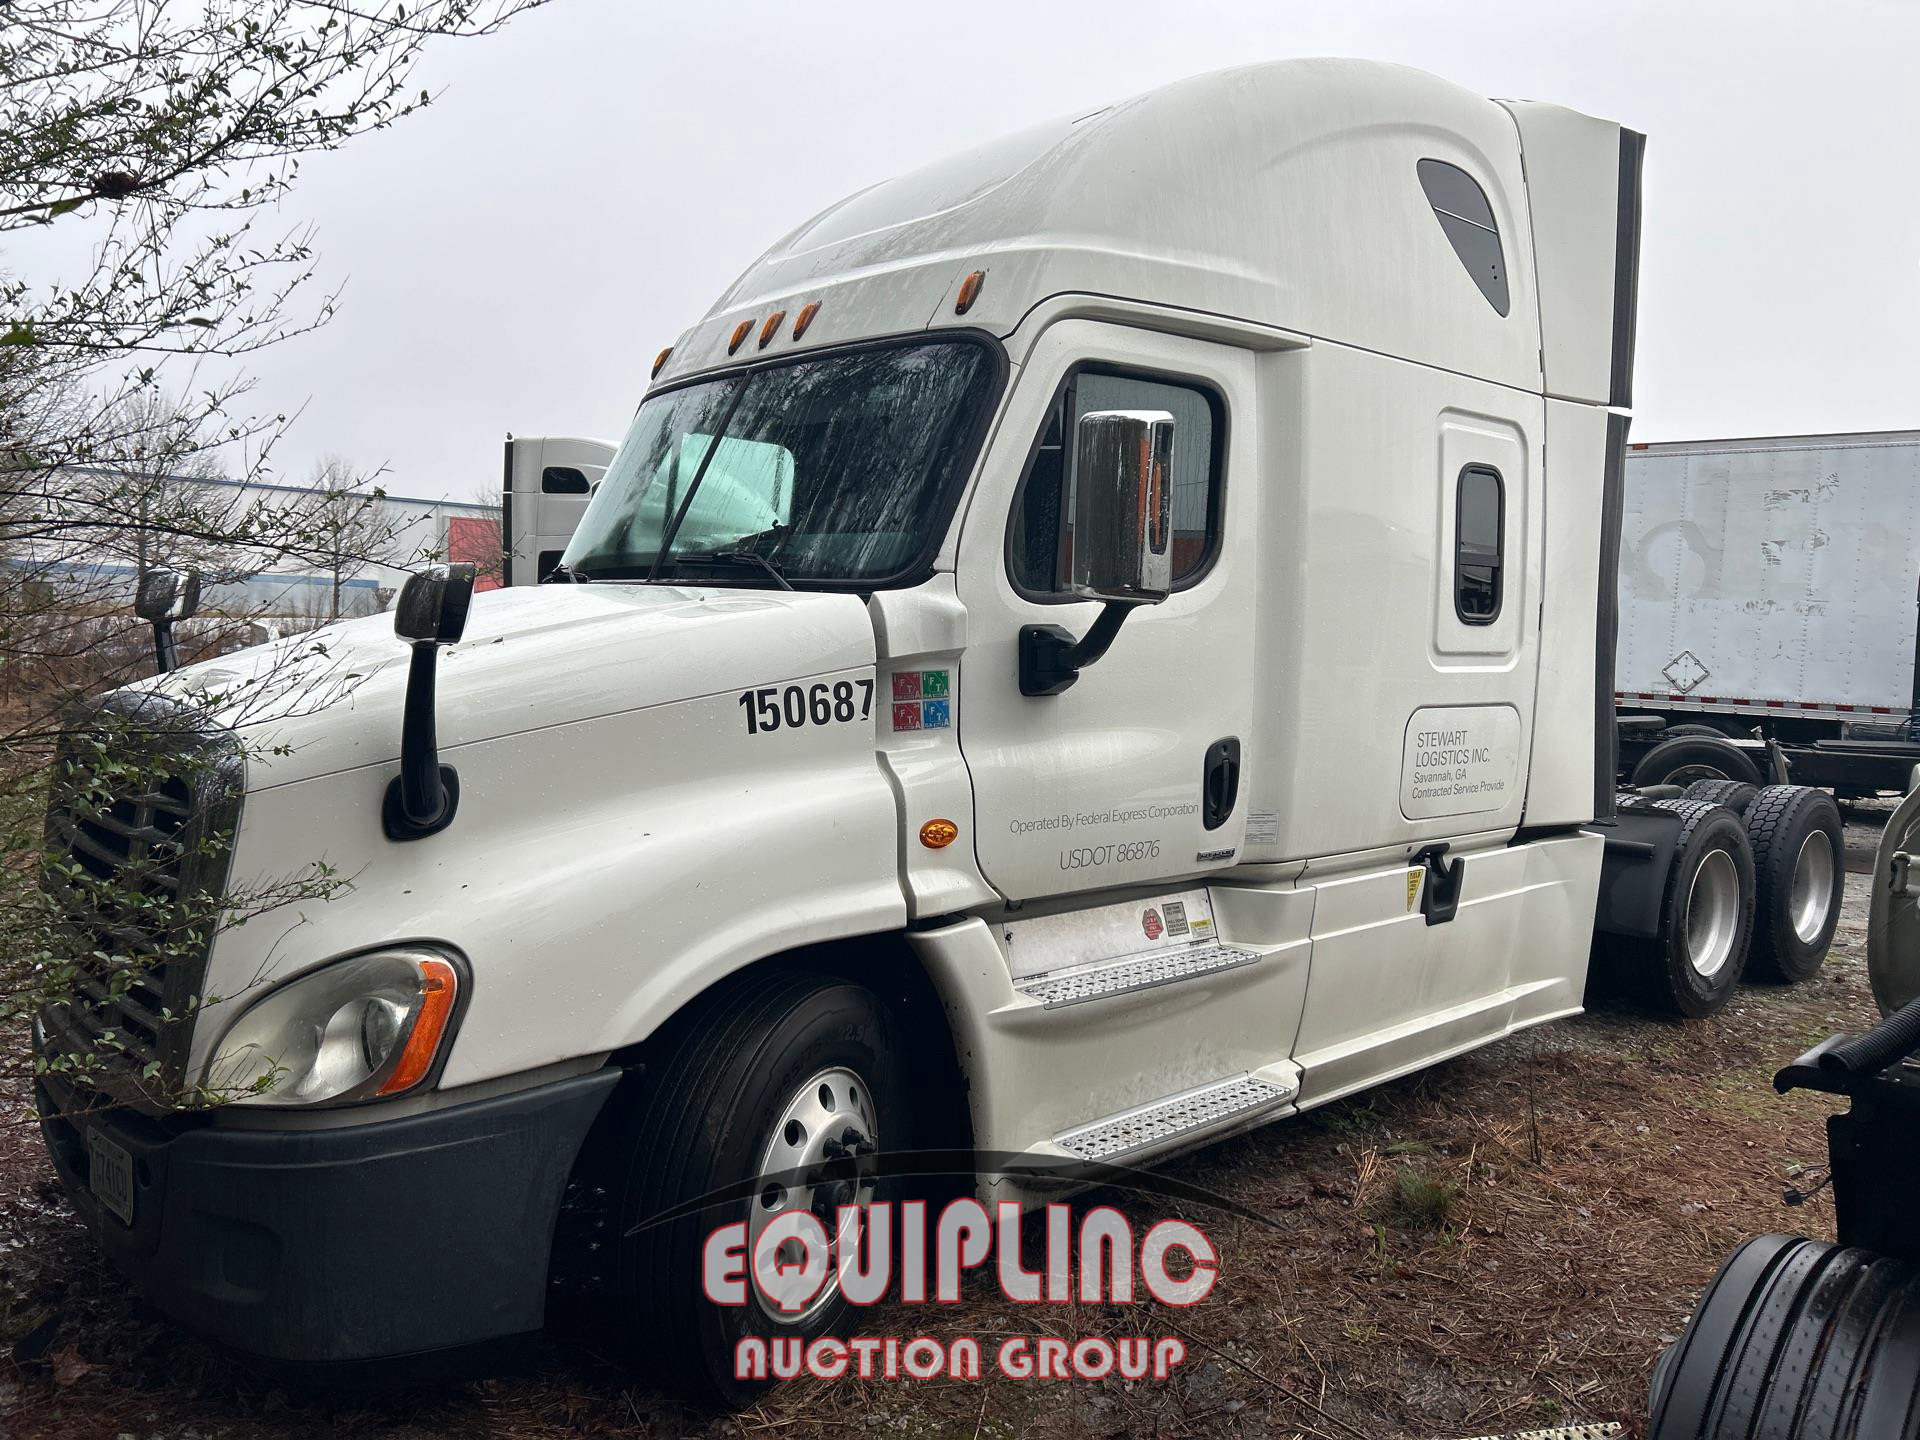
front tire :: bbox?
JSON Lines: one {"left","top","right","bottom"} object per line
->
{"left": 1744, "top": 785, "right": 1845, "bottom": 983}
{"left": 603, "top": 971, "right": 904, "bottom": 1407}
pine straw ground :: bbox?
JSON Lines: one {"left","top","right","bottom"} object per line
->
{"left": 0, "top": 808, "right": 1889, "bottom": 1440}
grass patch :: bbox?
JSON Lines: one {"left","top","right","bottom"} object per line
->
{"left": 1389, "top": 1167, "right": 1459, "bottom": 1231}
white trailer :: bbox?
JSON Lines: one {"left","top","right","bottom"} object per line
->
{"left": 1617, "top": 430, "right": 1920, "bottom": 794}
{"left": 30, "top": 60, "right": 1848, "bottom": 1406}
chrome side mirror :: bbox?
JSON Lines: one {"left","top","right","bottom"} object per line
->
{"left": 1020, "top": 410, "right": 1175, "bottom": 697}
{"left": 135, "top": 567, "right": 202, "bottom": 674}
{"left": 1065, "top": 409, "right": 1176, "bottom": 605}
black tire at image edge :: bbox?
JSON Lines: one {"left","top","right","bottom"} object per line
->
{"left": 1649, "top": 1235, "right": 1920, "bottom": 1439}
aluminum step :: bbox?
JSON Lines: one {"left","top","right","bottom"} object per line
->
{"left": 1015, "top": 942, "right": 1262, "bottom": 1010}
{"left": 1054, "top": 1073, "right": 1293, "bottom": 1163}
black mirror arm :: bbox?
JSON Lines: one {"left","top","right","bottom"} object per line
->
{"left": 383, "top": 642, "right": 460, "bottom": 841}
{"left": 151, "top": 619, "right": 178, "bottom": 675}
{"left": 1019, "top": 600, "right": 1136, "bottom": 697}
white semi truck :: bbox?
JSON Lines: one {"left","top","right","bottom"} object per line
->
{"left": 33, "top": 60, "right": 1847, "bottom": 1405}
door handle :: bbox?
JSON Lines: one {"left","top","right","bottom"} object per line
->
{"left": 1203, "top": 738, "right": 1241, "bottom": 832}
{"left": 1413, "top": 844, "right": 1466, "bottom": 925}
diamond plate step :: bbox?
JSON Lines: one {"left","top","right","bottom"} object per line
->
{"left": 1055, "top": 1074, "right": 1293, "bottom": 1163}
{"left": 1014, "top": 942, "right": 1262, "bottom": 1009}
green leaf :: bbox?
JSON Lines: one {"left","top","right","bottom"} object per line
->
{"left": 0, "top": 322, "right": 37, "bottom": 347}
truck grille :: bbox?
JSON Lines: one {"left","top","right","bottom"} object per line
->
{"left": 39, "top": 696, "right": 242, "bottom": 1104}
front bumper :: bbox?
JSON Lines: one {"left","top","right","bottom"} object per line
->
{"left": 35, "top": 1068, "right": 618, "bottom": 1368}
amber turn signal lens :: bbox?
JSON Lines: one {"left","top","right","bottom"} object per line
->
{"left": 758, "top": 310, "right": 786, "bottom": 348}
{"left": 651, "top": 347, "right": 672, "bottom": 378}
{"left": 791, "top": 301, "right": 820, "bottom": 340}
{"left": 920, "top": 819, "right": 959, "bottom": 850}
{"left": 728, "top": 319, "right": 754, "bottom": 354}
{"left": 373, "top": 957, "right": 459, "bottom": 1097}
{"left": 954, "top": 270, "right": 985, "bottom": 315}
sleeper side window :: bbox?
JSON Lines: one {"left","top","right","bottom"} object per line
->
{"left": 542, "top": 466, "right": 590, "bottom": 495}
{"left": 1454, "top": 464, "right": 1504, "bottom": 624}
{"left": 1009, "top": 369, "right": 1223, "bottom": 597}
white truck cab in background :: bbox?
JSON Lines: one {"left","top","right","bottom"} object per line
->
{"left": 500, "top": 434, "right": 614, "bottom": 586}
{"left": 41, "top": 59, "right": 1840, "bottom": 1408}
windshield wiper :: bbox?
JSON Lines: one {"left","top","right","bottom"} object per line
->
{"left": 670, "top": 549, "right": 794, "bottom": 590}
{"left": 543, "top": 560, "right": 587, "bottom": 583}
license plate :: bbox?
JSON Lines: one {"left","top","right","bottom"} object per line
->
{"left": 87, "top": 1128, "right": 134, "bottom": 1225}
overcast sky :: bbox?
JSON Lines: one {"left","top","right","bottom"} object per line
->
{"left": 51, "top": 0, "right": 1920, "bottom": 500}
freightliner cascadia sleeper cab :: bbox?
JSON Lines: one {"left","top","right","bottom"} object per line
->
{"left": 34, "top": 60, "right": 1847, "bottom": 1404}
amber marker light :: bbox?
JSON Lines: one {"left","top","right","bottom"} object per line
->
{"left": 373, "top": 957, "right": 460, "bottom": 1097}
{"left": 728, "top": 319, "right": 754, "bottom": 354}
{"left": 651, "top": 347, "right": 672, "bottom": 378}
{"left": 791, "top": 301, "right": 820, "bottom": 340}
{"left": 758, "top": 310, "right": 787, "bottom": 348}
{"left": 954, "top": 269, "right": 985, "bottom": 315}
{"left": 920, "top": 818, "right": 960, "bottom": 850}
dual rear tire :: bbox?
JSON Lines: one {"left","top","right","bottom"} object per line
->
{"left": 1742, "top": 785, "right": 1845, "bottom": 983}
{"left": 1596, "top": 783, "right": 1843, "bottom": 1018}
{"left": 1630, "top": 798, "right": 1758, "bottom": 1017}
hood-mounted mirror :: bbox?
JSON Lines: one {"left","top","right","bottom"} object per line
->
{"left": 135, "top": 567, "right": 202, "bottom": 674}
{"left": 383, "top": 563, "right": 476, "bottom": 842}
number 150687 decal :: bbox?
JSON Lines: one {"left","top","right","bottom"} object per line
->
{"left": 738, "top": 680, "right": 874, "bottom": 735}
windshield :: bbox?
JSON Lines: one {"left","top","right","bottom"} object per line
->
{"left": 561, "top": 338, "right": 1000, "bottom": 585}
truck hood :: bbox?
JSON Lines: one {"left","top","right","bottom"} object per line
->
{"left": 150, "top": 584, "right": 878, "bottom": 790}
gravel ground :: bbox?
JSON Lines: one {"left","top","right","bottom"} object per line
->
{"left": 0, "top": 803, "right": 1894, "bottom": 1440}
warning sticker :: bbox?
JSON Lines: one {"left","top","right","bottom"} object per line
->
{"left": 1406, "top": 869, "right": 1422, "bottom": 912}
{"left": 1142, "top": 908, "right": 1164, "bottom": 941}
{"left": 888, "top": 670, "right": 955, "bottom": 731}
{"left": 1163, "top": 900, "right": 1190, "bottom": 937}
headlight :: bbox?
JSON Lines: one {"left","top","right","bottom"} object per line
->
{"left": 204, "top": 948, "right": 463, "bottom": 1107}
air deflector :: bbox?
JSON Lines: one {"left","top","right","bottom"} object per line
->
{"left": 1418, "top": 159, "right": 1510, "bottom": 316}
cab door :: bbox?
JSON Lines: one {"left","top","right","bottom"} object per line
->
{"left": 954, "top": 321, "right": 1257, "bottom": 903}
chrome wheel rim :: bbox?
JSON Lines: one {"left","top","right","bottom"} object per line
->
{"left": 1790, "top": 830, "right": 1837, "bottom": 945}
{"left": 748, "top": 1066, "right": 878, "bottom": 1323}
{"left": 1686, "top": 848, "right": 1741, "bottom": 979}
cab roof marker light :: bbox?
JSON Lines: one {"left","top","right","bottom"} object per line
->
{"left": 728, "top": 319, "right": 754, "bottom": 355}
{"left": 954, "top": 270, "right": 985, "bottom": 315}
{"left": 758, "top": 310, "right": 786, "bottom": 349}
{"left": 651, "top": 346, "right": 673, "bottom": 378}
{"left": 791, "top": 301, "right": 820, "bottom": 340}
